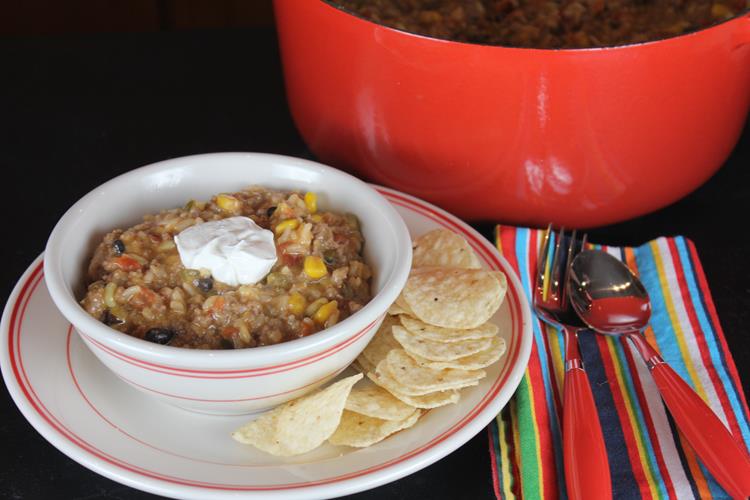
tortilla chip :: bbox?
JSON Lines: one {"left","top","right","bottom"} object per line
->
{"left": 378, "top": 349, "right": 485, "bottom": 395}
{"left": 345, "top": 383, "right": 416, "bottom": 421}
{"left": 409, "top": 336, "right": 507, "bottom": 370}
{"left": 385, "top": 386, "right": 461, "bottom": 409}
{"left": 394, "top": 294, "right": 416, "bottom": 317}
{"left": 361, "top": 315, "right": 400, "bottom": 367}
{"left": 402, "top": 267, "right": 507, "bottom": 329}
{"left": 232, "top": 373, "right": 362, "bottom": 456}
{"left": 412, "top": 229, "right": 481, "bottom": 269}
{"left": 392, "top": 325, "right": 492, "bottom": 361}
{"left": 400, "top": 315, "right": 498, "bottom": 343}
{"left": 367, "top": 367, "right": 411, "bottom": 394}
{"left": 329, "top": 409, "right": 422, "bottom": 448}
{"left": 352, "top": 356, "right": 374, "bottom": 374}
{"left": 387, "top": 303, "right": 410, "bottom": 315}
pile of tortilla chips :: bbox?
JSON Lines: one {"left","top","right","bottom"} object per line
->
{"left": 233, "top": 229, "right": 507, "bottom": 456}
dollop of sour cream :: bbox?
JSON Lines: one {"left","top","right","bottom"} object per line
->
{"left": 174, "top": 216, "right": 277, "bottom": 286}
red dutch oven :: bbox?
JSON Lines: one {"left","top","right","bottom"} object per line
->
{"left": 274, "top": 1, "right": 750, "bottom": 227}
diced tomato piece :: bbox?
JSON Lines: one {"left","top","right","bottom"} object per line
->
{"left": 113, "top": 255, "right": 141, "bottom": 271}
{"left": 220, "top": 326, "right": 238, "bottom": 339}
{"left": 300, "top": 321, "right": 315, "bottom": 337}
{"left": 139, "top": 288, "right": 159, "bottom": 305}
{"left": 210, "top": 296, "right": 225, "bottom": 312}
{"left": 333, "top": 232, "right": 348, "bottom": 244}
{"left": 282, "top": 252, "right": 303, "bottom": 267}
{"left": 276, "top": 242, "right": 304, "bottom": 267}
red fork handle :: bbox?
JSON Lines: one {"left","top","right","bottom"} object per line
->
{"left": 563, "top": 328, "right": 612, "bottom": 500}
{"left": 628, "top": 334, "right": 750, "bottom": 499}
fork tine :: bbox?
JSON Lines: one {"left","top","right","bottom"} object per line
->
{"left": 536, "top": 224, "right": 552, "bottom": 297}
{"left": 560, "top": 229, "right": 578, "bottom": 309}
{"left": 548, "top": 227, "right": 565, "bottom": 301}
{"left": 561, "top": 231, "right": 589, "bottom": 309}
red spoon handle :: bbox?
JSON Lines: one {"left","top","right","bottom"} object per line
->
{"left": 629, "top": 334, "right": 750, "bottom": 498}
{"left": 563, "top": 329, "right": 612, "bottom": 500}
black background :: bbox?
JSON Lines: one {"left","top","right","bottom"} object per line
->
{"left": 0, "top": 27, "right": 747, "bottom": 499}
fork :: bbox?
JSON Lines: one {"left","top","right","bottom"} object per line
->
{"left": 534, "top": 226, "right": 612, "bottom": 500}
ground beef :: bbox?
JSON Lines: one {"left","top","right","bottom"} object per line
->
{"left": 330, "top": 0, "right": 749, "bottom": 49}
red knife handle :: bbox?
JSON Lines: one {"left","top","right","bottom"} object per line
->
{"left": 563, "top": 328, "right": 612, "bottom": 500}
{"left": 629, "top": 334, "right": 750, "bottom": 499}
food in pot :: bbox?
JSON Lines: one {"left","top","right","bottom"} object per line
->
{"left": 330, "top": 0, "right": 748, "bottom": 49}
{"left": 81, "top": 187, "right": 372, "bottom": 349}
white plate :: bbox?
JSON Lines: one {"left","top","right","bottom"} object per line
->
{"left": 0, "top": 186, "right": 532, "bottom": 500}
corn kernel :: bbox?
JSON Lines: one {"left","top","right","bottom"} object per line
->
{"left": 275, "top": 218, "right": 300, "bottom": 236}
{"left": 287, "top": 293, "right": 306, "bottom": 316}
{"left": 310, "top": 214, "right": 323, "bottom": 223}
{"left": 304, "top": 192, "right": 317, "bottom": 214}
{"left": 313, "top": 300, "right": 338, "bottom": 324}
{"left": 216, "top": 194, "right": 241, "bottom": 213}
{"left": 304, "top": 255, "right": 328, "bottom": 279}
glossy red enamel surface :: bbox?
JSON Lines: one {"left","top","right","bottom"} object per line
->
{"left": 586, "top": 296, "right": 651, "bottom": 333}
{"left": 274, "top": 1, "right": 750, "bottom": 227}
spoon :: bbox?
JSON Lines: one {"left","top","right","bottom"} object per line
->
{"left": 568, "top": 250, "right": 750, "bottom": 499}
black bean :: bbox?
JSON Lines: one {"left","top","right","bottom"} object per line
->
{"left": 220, "top": 338, "right": 234, "bottom": 349}
{"left": 196, "top": 277, "right": 214, "bottom": 292}
{"left": 144, "top": 328, "right": 175, "bottom": 345}
{"left": 101, "top": 310, "right": 123, "bottom": 326}
{"left": 266, "top": 206, "right": 276, "bottom": 217}
{"left": 323, "top": 250, "right": 337, "bottom": 265}
{"left": 112, "top": 239, "right": 126, "bottom": 256}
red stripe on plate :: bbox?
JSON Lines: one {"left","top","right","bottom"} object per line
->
{"left": 114, "top": 364, "right": 346, "bottom": 402}
{"left": 79, "top": 319, "right": 375, "bottom": 380}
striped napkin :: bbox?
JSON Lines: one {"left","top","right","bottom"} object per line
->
{"left": 489, "top": 227, "right": 750, "bottom": 499}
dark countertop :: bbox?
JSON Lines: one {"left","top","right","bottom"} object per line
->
{"left": 0, "top": 27, "right": 747, "bottom": 500}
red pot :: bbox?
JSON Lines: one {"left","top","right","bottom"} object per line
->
{"left": 274, "top": 1, "right": 750, "bottom": 227}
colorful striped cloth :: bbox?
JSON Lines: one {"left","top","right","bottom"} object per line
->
{"left": 489, "top": 227, "right": 750, "bottom": 499}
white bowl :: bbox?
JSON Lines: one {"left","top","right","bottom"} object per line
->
{"left": 44, "top": 153, "right": 412, "bottom": 415}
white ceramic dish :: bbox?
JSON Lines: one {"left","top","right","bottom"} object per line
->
{"left": 43, "top": 153, "right": 413, "bottom": 415}
{"left": 1, "top": 187, "right": 532, "bottom": 499}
